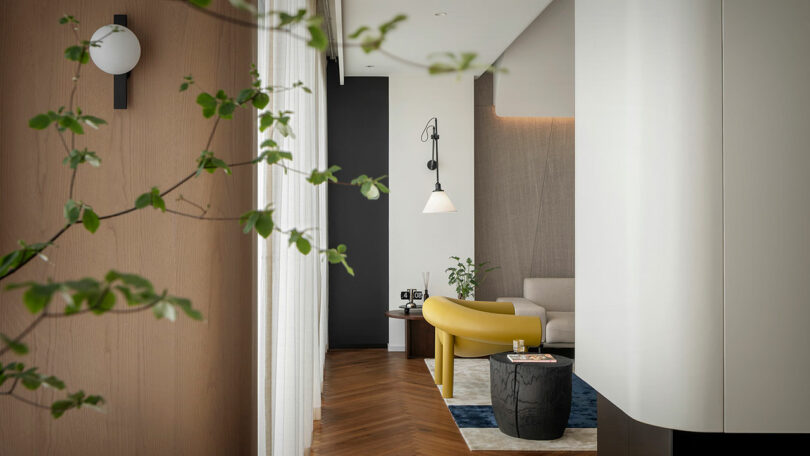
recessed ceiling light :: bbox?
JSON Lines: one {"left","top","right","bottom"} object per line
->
{"left": 434, "top": 12, "right": 448, "bottom": 17}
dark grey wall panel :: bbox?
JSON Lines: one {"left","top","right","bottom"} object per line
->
{"left": 326, "top": 60, "right": 389, "bottom": 348}
{"left": 474, "top": 73, "right": 574, "bottom": 301}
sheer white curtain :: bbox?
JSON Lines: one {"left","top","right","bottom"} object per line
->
{"left": 257, "top": 0, "right": 329, "bottom": 454}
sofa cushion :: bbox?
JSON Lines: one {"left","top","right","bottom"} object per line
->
{"left": 524, "top": 278, "right": 574, "bottom": 312}
{"left": 545, "top": 311, "right": 575, "bottom": 344}
{"left": 497, "top": 297, "right": 547, "bottom": 343}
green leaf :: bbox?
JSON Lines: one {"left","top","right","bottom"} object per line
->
{"left": 324, "top": 244, "right": 354, "bottom": 276}
{"left": 307, "top": 25, "right": 328, "bottom": 51}
{"left": 51, "top": 391, "right": 106, "bottom": 419}
{"left": 88, "top": 289, "right": 115, "bottom": 315}
{"left": 21, "top": 283, "right": 60, "bottom": 314}
{"left": 58, "top": 115, "right": 84, "bottom": 135}
{"left": 29, "top": 114, "right": 52, "bottom": 129}
{"left": 253, "top": 150, "right": 293, "bottom": 165}
{"left": 152, "top": 300, "right": 176, "bottom": 321}
{"left": 59, "top": 15, "right": 78, "bottom": 25}
{"left": 196, "top": 150, "right": 231, "bottom": 175}
{"left": 0, "top": 333, "right": 28, "bottom": 355}
{"left": 236, "top": 88, "right": 255, "bottom": 104}
{"left": 287, "top": 230, "right": 312, "bottom": 255}
{"left": 188, "top": 0, "right": 212, "bottom": 6}
{"left": 307, "top": 165, "right": 341, "bottom": 185}
{"left": 218, "top": 100, "right": 236, "bottom": 119}
{"left": 348, "top": 26, "right": 370, "bottom": 39}
{"left": 240, "top": 211, "right": 261, "bottom": 234}
{"left": 64, "top": 45, "right": 88, "bottom": 63}
{"left": 106, "top": 271, "right": 153, "bottom": 290}
{"left": 135, "top": 187, "right": 165, "bottom": 212}
{"left": 278, "top": 9, "right": 307, "bottom": 27}
{"left": 259, "top": 113, "right": 274, "bottom": 132}
{"left": 0, "top": 242, "right": 50, "bottom": 277}
{"left": 179, "top": 82, "right": 189, "bottom": 92}
{"left": 196, "top": 92, "right": 218, "bottom": 118}
{"left": 134, "top": 192, "right": 151, "bottom": 209}
{"left": 81, "top": 115, "right": 106, "bottom": 129}
{"left": 167, "top": 296, "right": 203, "bottom": 321}
{"left": 215, "top": 90, "right": 227, "bottom": 100}
{"left": 254, "top": 212, "right": 275, "bottom": 238}
{"left": 252, "top": 92, "right": 270, "bottom": 110}
{"left": 42, "top": 376, "right": 66, "bottom": 390}
{"left": 63, "top": 148, "right": 101, "bottom": 169}
{"left": 82, "top": 207, "right": 100, "bottom": 233}
{"left": 64, "top": 200, "right": 81, "bottom": 224}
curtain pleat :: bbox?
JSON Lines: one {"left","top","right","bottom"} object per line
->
{"left": 258, "top": 0, "right": 328, "bottom": 454}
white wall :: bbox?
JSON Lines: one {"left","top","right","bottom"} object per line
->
{"left": 723, "top": 0, "right": 810, "bottom": 433}
{"left": 388, "top": 74, "right": 475, "bottom": 351}
{"left": 494, "top": 0, "right": 572, "bottom": 117}
{"left": 575, "top": 0, "right": 725, "bottom": 432}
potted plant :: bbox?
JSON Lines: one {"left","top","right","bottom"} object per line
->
{"left": 446, "top": 256, "right": 499, "bottom": 300}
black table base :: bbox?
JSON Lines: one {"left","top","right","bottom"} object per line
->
{"left": 490, "top": 352, "right": 573, "bottom": 440}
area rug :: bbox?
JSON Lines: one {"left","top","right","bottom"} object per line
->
{"left": 425, "top": 358, "right": 597, "bottom": 451}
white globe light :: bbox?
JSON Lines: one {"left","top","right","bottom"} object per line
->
{"left": 89, "top": 24, "right": 141, "bottom": 75}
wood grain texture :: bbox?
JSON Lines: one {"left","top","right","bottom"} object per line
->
{"left": 474, "top": 73, "right": 574, "bottom": 301}
{"left": 312, "top": 349, "right": 595, "bottom": 456}
{"left": 0, "top": 1, "right": 255, "bottom": 454}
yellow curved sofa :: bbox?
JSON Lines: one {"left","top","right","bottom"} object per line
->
{"left": 422, "top": 296, "right": 543, "bottom": 398}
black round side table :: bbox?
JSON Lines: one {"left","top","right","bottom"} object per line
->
{"left": 489, "top": 352, "right": 573, "bottom": 440}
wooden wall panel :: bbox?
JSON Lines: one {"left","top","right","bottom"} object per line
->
{"left": 0, "top": 1, "right": 255, "bottom": 454}
{"left": 474, "top": 73, "right": 574, "bottom": 301}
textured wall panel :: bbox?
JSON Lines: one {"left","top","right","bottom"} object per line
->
{"left": 474, "top": 74, "right": 574, "bottom": 301}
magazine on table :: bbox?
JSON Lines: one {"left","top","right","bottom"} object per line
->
{"left": 507, "top": 353, "right": 557, "bottom": 363}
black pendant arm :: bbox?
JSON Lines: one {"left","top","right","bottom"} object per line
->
{"left": 422, "top": 117, "right": 441, "bottom": 188}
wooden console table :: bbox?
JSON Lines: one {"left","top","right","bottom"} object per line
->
{"left": 384, "top": 309, "right": 435, "bottom": 359}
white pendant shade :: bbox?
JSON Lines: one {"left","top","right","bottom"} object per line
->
{"left": 423, "top": 190, "right": 457, "bottom": 213}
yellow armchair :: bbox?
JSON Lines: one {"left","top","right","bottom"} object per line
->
{"left": 422, "top": 296, "right": 542, "bottom": 398}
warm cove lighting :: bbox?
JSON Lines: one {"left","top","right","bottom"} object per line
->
{"left": 423, "top": 187, "right": 457, "bottom": 213}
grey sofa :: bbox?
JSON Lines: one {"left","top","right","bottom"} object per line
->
{"left": 497, "top": 278, "right": 574, "bottom": 348}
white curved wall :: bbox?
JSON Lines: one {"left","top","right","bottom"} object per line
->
{"left": 575, "top": 0, "right": 725, "bottom": 432}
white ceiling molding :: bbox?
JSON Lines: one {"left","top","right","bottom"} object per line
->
{"left": 341, "top": 0, "right": 551, "bottom": 77}
{"left": 333, "top": 0, "right": 345, "bottom": 84}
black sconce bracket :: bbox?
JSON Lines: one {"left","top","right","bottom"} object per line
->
{"left": 113, "top": 14, "right": 129, "bottom": 109}
{"left": 422, "top": 118, "right": 441, "bottom": 176}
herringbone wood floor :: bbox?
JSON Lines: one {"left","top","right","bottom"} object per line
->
{"left": 311, "top": 349, "right": 596, "bottom": 456}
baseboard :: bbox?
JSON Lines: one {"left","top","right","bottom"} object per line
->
{"left": 388, "top": 344, "right": 405, "bottom": 352}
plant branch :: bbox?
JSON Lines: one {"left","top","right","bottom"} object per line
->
{"left": 0, "top": 160, "right": 255, "bottom": 283}
{"left": 0, "top": 312, "right": 47, "bottom": 358}
{"left": 55, "top": 127, "right": 70, "bottom": 156}
{"left": 5, "top": 376, "right": 21, "bottom": 395}
{"left": 176, "top": 195, "right": 208, "bottom": 214}
{"left": 177, "top": 0, "right": 430, "bottom": 70}
{"left": 69, "top": 168, "right": 78, "bottom": 199}
{"left": 165, "top": 209, "right": 241, "bottom": 221}
{"left": 1, "top": 393, "right": 51, "bottom": 410}
{"left": 1, "top": 293, "right": 162, "bottom": 359}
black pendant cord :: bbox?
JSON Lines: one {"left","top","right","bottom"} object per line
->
{"left": 420, "top": 117, "right": 441, "bottom": 190}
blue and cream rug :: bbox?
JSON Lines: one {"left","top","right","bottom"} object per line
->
{"left": 425, "top": 358, "right": 598, "bottom": 451}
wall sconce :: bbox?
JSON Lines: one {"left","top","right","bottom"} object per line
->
{"left": 421, "top": 117, "right": 457, "bottom": 213}
{"left": 89, "top": 15, "right": 140, "bottom": 109}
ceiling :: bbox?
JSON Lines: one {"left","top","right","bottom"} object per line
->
{"left": 337, "top": 0, "right": 551, "bottom": 78}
